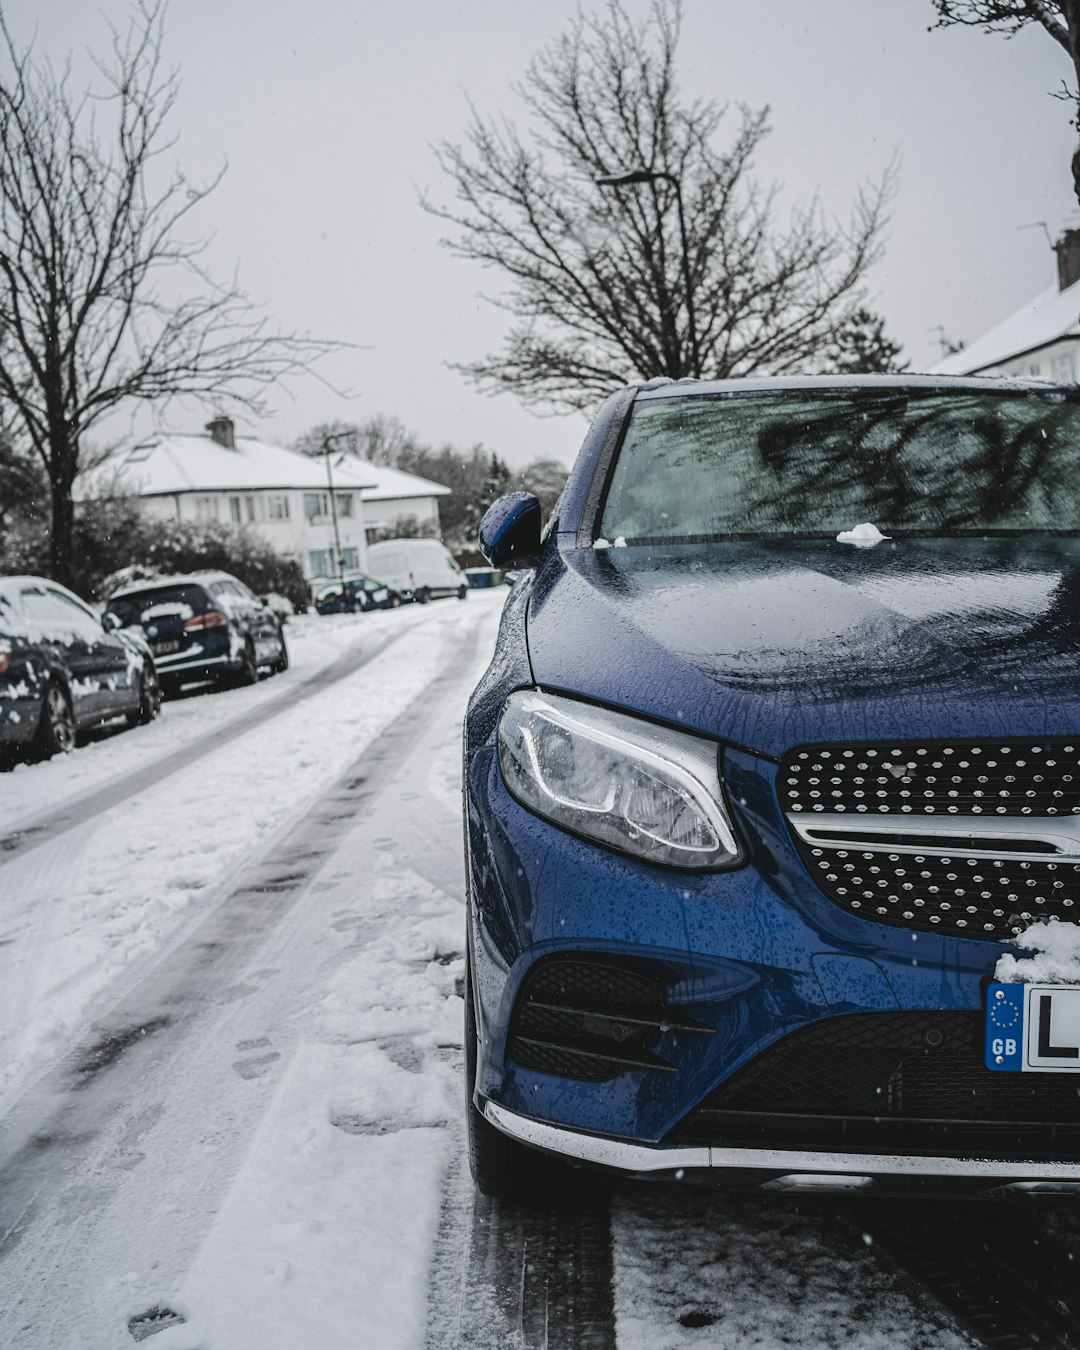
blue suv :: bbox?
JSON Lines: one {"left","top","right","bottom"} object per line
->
{"left": 463, "top": 375, "right": 1080, "bottom": 1201}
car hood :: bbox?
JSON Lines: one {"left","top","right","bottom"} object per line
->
{"left": 526, "top": 537, "right": 1080, "bottom": 758}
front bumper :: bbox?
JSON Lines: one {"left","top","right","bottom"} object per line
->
{"left": 483, "top": 1100, "right": 1080, "bottom": 1197}
{"left": 464, "top": 729, "right": 1080, "bottom": 1166}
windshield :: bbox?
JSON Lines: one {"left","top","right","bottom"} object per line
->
{"left": 600, "top": 389, "right": 1080, "bottom": 542}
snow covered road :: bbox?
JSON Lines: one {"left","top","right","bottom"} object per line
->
{"left": 0, "top": 590, "right": 1077, "bottom": 1349}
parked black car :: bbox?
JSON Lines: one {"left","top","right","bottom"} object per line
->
{"left": 314, "top": 574, "right": 406, "bottom": 615}
{"left": 0, "top": 574, "right": 161, "bottom": 763}
{"left": 105, "top": 571, "right": 288, "bottom": 696}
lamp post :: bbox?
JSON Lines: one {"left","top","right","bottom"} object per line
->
{"left": 595, "top": 168, "right": 700, "bottom": 378}
{"left": 322, "top": 431, "right": 350, "bottom": 592}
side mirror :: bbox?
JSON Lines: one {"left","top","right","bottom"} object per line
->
{"left": 102, "top": 611, "right": 121, "bottom": 633}
{"left": 478, "top": 492, "right": 542, "bottom": 569}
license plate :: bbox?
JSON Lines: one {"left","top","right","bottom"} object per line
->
{"left": 152, "top": 640, "right": 180, "bottom": 655}
{"left": 986, "top": 982, "right": 1080, "bottom": 1072}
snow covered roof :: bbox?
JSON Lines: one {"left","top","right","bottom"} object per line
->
{"left": 349, "top": 460, "right": 451, "bottom": 502}
{"left": 930, "top": 279, "right": 1080, "bottom": 376}
{"left": 79, "top": 433, "right": 450, "bottom": 502}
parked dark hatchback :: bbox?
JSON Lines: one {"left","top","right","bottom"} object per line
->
{"left": 313, "top": 574, "right": 406, "bottom": 615}
{"left": 464, "top": 375, "right": 1080, "bottom": 1202}
{"left": 0, "top": 575, "right": 160, "bottom": 762}
{"left": 105, "top": 571, "right": 288, "bottom": 695}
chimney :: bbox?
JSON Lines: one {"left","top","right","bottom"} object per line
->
{"left": 206, "top": 415, "right": 235, "bottom": 449}
{"left": 1055, "top": 229, "right": 1080, "bottom": 291}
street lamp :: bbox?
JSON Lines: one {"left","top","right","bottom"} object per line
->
{"left": 595, "top": 168, "right": 700, "bottom": 378}
{"left": 322, "top": 431, "right": 350, "bottom": 592}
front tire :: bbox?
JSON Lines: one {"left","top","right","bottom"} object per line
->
{"left": 33, "top": 682, "right": 76, "bottom": 759}
{"left": 457, "top": 585, "right": 468, "bottom": 600}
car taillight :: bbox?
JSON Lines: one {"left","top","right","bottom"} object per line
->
{"left": 0, "top": 644, "right": 9, "bottom": 675}
{"left": 183, "top": 610, "right": 228, "bottom": 633}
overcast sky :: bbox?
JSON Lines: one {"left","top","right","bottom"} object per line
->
{"left": 8, "top": 0, "right": 1077, "bottom": 467}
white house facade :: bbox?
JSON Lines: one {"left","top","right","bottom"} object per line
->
{"left": 931, "top": 230, "right": 1080, "bottom": 383}
{"left": 82, "top": 417, "right": 451, "bottom": 586}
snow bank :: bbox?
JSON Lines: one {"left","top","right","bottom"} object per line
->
{"left": 0, "top": 603, "right": 480, "bottom": 1111}
{"left": 995, "top": 919, "right": 1080, "bottom": 984}
{"left": 154, "top": 658, "right": 477, "bottom": 1348}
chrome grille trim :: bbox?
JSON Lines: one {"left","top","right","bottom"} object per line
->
{"left": 791, "top": 812, "right": 1080, "bottom": 864}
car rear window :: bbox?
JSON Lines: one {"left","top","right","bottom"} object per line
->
{"left": 600, "top": 389, "right": 1080, "bottom": 542}
{"left": 106, "top": 584, "right": 212, "bottom": 626}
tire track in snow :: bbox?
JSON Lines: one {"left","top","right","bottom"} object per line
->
{"left": 862, "top": 1200, "right": 1080, "bottom": 1350}
{"left": 0, "top": 608, "right": 490, "bottom": 1346}
{"left": 608, "top": 1186, "right": 977, "bottom": 1350}
{"left": 424, "top": 1150, "right": 617, "bottom": 1350}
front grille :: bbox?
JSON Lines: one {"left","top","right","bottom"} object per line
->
{"left": 507, "top": 957, "right": 712, "bottom": 1082}
{"left": 782, "top": 738, "right": 1080, "bottom": 818}
{"left": 671, "top": 1012, "right": 1080, "bottom": 1158}
{"left": 779, "top": 737, "right": 1080, "bottom": 940}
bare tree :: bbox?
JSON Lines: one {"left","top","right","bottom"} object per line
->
{"left": 516, "top": 457, "right": 569, "bottom": 518}
{"left": 425, "top": 0, "right": 896, "bottom": 413}
{"left": 293, "top": 415, "right": 423, "bottom": 466}
{"left": 0, "top": 1, "right": 341, "bottom": 586}
{"left": 930, "top": 2, "right": 1080, "bottom": 204}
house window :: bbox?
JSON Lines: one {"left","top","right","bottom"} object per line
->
{"left": 304, "top": 492, "right": 329, "bottom": 520}
{"left": 309, "top": 549, "right": 332, "bottom": 575}
{"left": 243, "top": 495, "right": 265, "bottom": 523}
{"left": 267, "top": 495, "right": 290, "bottom": 520}
{"left": 1052, "top": 352, "right": 1077, "bottom": 382}
{"left": 195, "top": 496, "right": 219, "bottom": 523}
{"left": 336, "top": 493, "right": 354, "bottom": 518}
{"left": 229, "top": 496, "right": 242, "bottom": 523}
{"left": 340, "top": 547, "right": 359, "bottom": 570}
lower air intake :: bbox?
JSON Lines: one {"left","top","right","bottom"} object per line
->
{"left": 671, "top": 1011, "right": 1080, "bottom": 1158}
{"left": 507, "top": 957, "right": 711, "bottom": 1082}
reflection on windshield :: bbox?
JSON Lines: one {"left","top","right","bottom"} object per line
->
{"left": 601, "top": 391, "right": 1080, "bottom": 541}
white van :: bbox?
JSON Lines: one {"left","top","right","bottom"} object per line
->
{"left": 365, "top": 538, "right": 468, "bottom": 604}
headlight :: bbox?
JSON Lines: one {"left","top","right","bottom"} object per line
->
{"left": 497, "top": 689, "right": 742, "bottom": 870}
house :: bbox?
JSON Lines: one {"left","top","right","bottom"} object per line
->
{"left": 931, "top": 230, "right": 1080, "bottom": 382}
{"left": 84, "top": 417, "right": 451, "bottom": 585}
{"left": 350, "top": 459, "right": 450, "bottom": 540}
